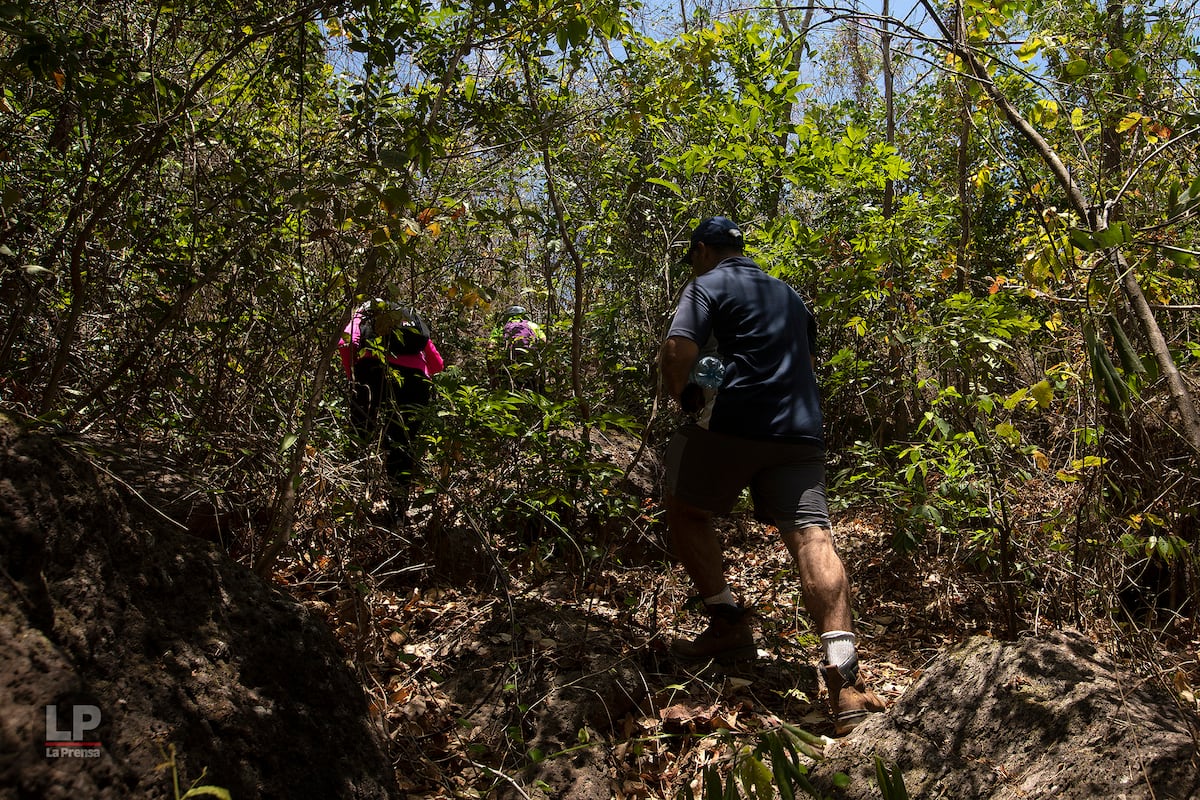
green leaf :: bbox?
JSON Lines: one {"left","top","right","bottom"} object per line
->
{"left": 737, "top": 754, "right": 773, "bottom": 799}
{"left": 1064, "top": 58, "right": 1091, "bottom": 78}
{"left": 646, "top": 177, "right": 682, "bottom": 196}
{"left": 766, "top": 734, "right": 794, "bottom": 800}
{"left": 875, "top": 756, "right": 893, "bottom": 795}
{"left": 1105, "top": 49, "right": 1130, "bottom": 69}
{"left": 1163, "top": 246, "right": 1197, "bottom": 267}
{"left": 1093, "top": 222, "right": 1132, "bottom": 248}
{"left": 280, "top": 434, "right": 298, "bottom": 453}
{"left": 567, "top": 17, "right": 589, "bottom": 47}
{"left": 1068, "top": 228, "right": 1097, "bottom": 252}
{"left": 704, "top": 763, "right": 723, "bottom": 799}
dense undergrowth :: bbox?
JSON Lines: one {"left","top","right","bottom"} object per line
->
{"left": 254, "top": 374, "right": 1199, "bottom": 798}
{"left": 272, "top": 449, "right": 1196, "bottom": 797}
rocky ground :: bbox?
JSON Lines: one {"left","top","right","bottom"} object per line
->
{"left": 2, "top": 415, "right": 1198, "bottom": 799}
{"left": 0, "top": 418, "right": 393, "bottom": 799}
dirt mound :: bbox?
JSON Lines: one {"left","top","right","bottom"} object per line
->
{"left": 0, "top": 417, "right": 397, "bottom": 799}
{"left": 813, "top": 629, "right": 1200, "bottom": 799}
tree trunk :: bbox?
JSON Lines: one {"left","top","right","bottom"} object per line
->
{"left": 770, "top": 0, "right": 814, "bottom": 216}
{"left": 522, "top": 59, "right": 590, "bottom": 425}
{"left": 955, "top": 95, "right": 971, "bottom": 293}
{"left": 882, "top": 0, "right": 896, "bottom": 219}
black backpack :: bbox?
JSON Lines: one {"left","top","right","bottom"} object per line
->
{"left": 358, "top": 301, "right": 430, "bottom": 357}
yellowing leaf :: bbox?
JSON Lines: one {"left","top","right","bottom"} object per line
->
{"left": 181, "top": 786, "right": 232, "bottom": 800}
{"left": 995, "top": 421, "right": 1021, "bottom": 445}
{"left": 1116, "top": 112, "right": 1144, "bottom": 134}
{"left": 1004, "top": 387, "right": 1029, "bottom": 410}
{"left": 972, "top": 166, "right": 992, "bottom": 190}
{"left": 1044, "top": 312, "right": 1064, "bottom": 332}
{"left": 1032, "top": 99, "right": 1059, "bottom": 128}
{"left": 1031, "top": 380, "right": 1054, "bottom": 409}
{"left": 1033, "top": 450, "right": 1050, "bottom": 470}
{"left": 1016, "top": 36, "right": 1043, "bottom": 62}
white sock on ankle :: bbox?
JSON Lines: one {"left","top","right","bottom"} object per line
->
{"left": 703, "top": 587, "right": 736, "bottom": 607}
{"left": 820, "top": 630, "right": 857, "bottom": 667}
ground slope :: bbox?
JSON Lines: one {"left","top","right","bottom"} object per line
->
{"left": 0, "top": 416, "right": 397, "bottom": 799}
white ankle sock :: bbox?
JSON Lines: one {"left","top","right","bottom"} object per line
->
{"left": 820, "top": 630, "right": 857, "bottom": 667}
{"left": 703, "top": 587, "right": 736, "bottom": 607}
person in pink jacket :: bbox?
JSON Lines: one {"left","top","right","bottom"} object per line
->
{"left": 338, "top": 299, "right": 445, "bottom": 489}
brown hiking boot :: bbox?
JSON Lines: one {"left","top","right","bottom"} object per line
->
{"left": 822, "top": 655, "right": 886, "bottom": 735}
{"left": 670, "top": 603, "right": 756, "bottom": 664}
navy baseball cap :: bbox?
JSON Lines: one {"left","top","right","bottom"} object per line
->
{"left": 684, "top": 216, "right": 745, "bottom": 264}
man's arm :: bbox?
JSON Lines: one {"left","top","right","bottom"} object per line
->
{"left": 659, "top": 335, "right": 700, "bottom": 405}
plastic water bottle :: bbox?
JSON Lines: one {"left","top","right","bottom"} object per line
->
{"left": 691, "top": 355, "right": 726, "bottom": 389}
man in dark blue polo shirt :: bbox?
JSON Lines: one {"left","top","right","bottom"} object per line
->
{"left": 659, "top": 216, "right": 884, "bottom": 735}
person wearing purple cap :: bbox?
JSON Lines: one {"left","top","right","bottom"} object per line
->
{"left": 658, "top": 216, "right": 885, "bottom": 735}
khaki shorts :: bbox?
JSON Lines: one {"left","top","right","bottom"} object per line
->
{"left": 664, "top": 424, "right": 830, "bottom": 530}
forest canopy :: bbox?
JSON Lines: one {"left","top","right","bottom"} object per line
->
{"left": 2, "top": 0, "right": 1199, "bottom": 657}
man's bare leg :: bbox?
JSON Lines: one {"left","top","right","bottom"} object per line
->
{"left": 778, "top": 524, "right": 854, "bottom": 633}
{"left": 665, "top": 492, "right": 727, "bottom": 598}
{"left": 665, "top": 492, "right": 754, "bottom": 662}
{"left": 780, "top": 524, "right": 885, "bottom": 733}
